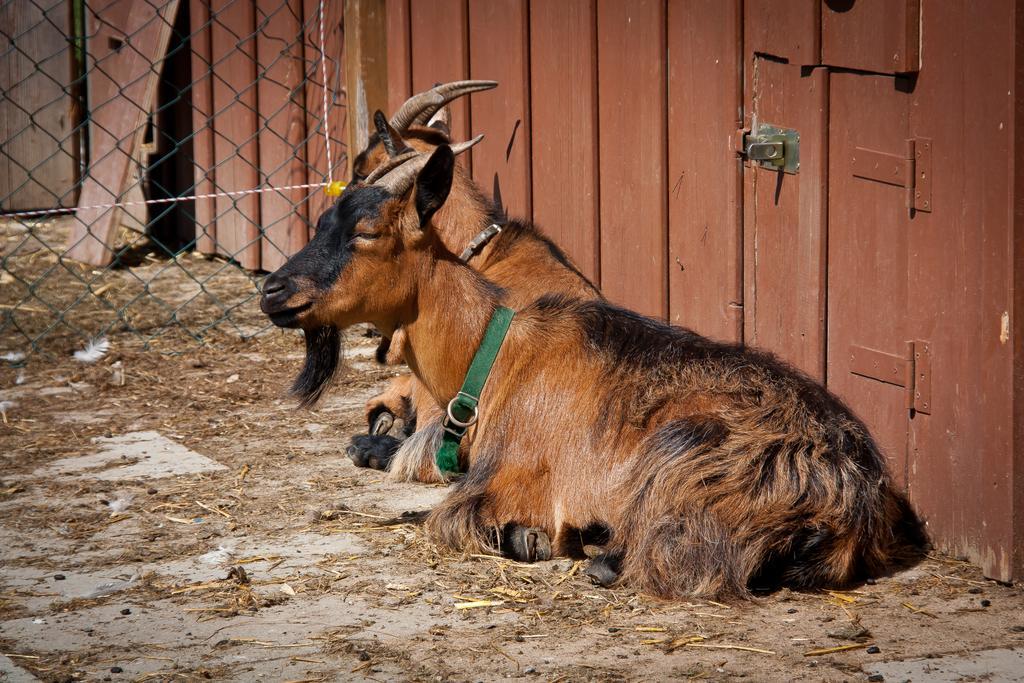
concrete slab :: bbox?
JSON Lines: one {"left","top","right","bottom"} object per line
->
{"left": 31, "top": 431, "right": 227, "bottom": 481}
{"left": 140, "top": 532, "right": 368, "bottom": 580}
{"left": 0, "top": 655, "right": 39, "bottom": 682}
{"left": 0, "top": 567, "right": 140, "bottom": 614}
{"left": 868, "top": 647, "right": 1024, "bottom": 682}
{"left": 0, "top": 581, "right": 449, "bottom": 658}
{"left": 0, "top": 532, "right": 372, "bottom": 613}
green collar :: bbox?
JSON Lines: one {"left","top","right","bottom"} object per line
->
{"left": 435, "top": 306, "right": 515, "bottom": 473}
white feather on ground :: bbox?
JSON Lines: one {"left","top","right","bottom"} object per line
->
{"left": 1, "top": 351, "right": 25, "bottom": 362}
{"left": 73, "top": 337, "right": 110, "bottom": 363}
{"left": 85, "top": 576, "right": 136, "bottom": 599}
{"left": 199, "top": 545, "right": 235, "bottom": 565}
{"left": 106, "top": 494, "right": 133, "bottom": 514}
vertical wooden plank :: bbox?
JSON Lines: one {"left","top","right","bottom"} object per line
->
{"left": 257, "top": 0, "right": 309, "bottom": 271}
{"left": 1, "top": 0, "right": 74, "bottom": 210}
{"left": 667, "top": 0, "right": 742, "bottom": 341}
{"left": 385, "top": 0, "right": 411, "bottom": 114}
{"left": 905, "top": 0, "right": 1017, "bottom": 581}
{"left": 529, "top": 0, "right": 599, "bottom": 281}
{"left": 743, "top": 60, "right": 828, "bottom": 380}
{"left": 0, "top": 1, "right": 8, "bottom": 204}
{"left": 191, "top": 0, "right": 216, "bottom": 254}
{"left": 744, "top": 0, "right": 820, "bottom": 65}
{"left": 1014, "top": 0, "right": 1024, "bottom": 583}
{"left": 344, "top": 0, "right": 388, "bottom": 171}
{"left": 409, "top": 0, "right": 470, "bottom": 157}
{"left": 210, "top": 0, "right": 260, "bottom": 269}
{"left": 0, "top": 1, "right": 8, "bottom": 206}
{"left": 468, "top": 0, "right": 530, "bottom": 218}
{"left": 1014, "top": 0, "right": 1024, "bottom": 582}
{"left": 597, "top": 0, "right": 666, "bottom": 317}
{"left": 0, "top": 0, "right": 76, "bottom": 211}
{"left": 303, "top": 0, "right": 345, "bottom": 223}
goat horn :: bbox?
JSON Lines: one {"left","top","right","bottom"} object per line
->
{"left": 389, "top": 80, "right": 498, "bottom": 131}
{"left": 373, "top": 135, "right": 484, "bottom": 196}
{"left": 449, "top": 134, "right": 485, "bottom": 156}
{"left": 372, "top": 110, "right": 414, "bottom": 158}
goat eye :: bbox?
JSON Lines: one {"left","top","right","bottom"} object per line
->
{"left": 354, "top": 232, "right": 379, "bottom": 241}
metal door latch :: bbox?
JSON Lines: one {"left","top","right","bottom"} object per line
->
{"left": 738, "top": 123, "right": 800, "bottom": 174}
{"left": 747, "top": 140, "right": 784, "bottom": 162}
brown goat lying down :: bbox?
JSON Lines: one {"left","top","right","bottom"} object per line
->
{"left": 349, "top": 217, "right": 599, "bottom": 482}
{"left": 345, "top": 83, "right": 600, "bottom": 483}
{"left": 261, "top": 143, "right": 927, "bottom": 599}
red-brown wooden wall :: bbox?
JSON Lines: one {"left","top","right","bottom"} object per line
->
{"left": 386, "top": 0, "right": 1024, "bottom": 584}
{"left": 386, "top": 0, "right": 746, "bottom": 333}
{"left": 190, "top": 0, "right": 346, "bottom": 272}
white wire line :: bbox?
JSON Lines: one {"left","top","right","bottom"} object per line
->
{"left": 2, "top": 183, "right": 329, "bottom": 220}
{"left": 2, "top": 0, "right": 338, "bottom": 222}
{"left": 318, "top": 0, "right": 333, "bottom": 185}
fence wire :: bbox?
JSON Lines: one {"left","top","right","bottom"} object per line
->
{"left": 0, "top": 0, "right": 347, "bottom": 361}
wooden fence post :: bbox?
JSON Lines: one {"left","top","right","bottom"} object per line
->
{"left": 343, "top": 0, "right": 388, "bottom": 177}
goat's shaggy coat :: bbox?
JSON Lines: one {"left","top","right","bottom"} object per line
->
{"left": 262, "top": 144, "right": 927, "bottom": 599}
{"left": 413, "top": 275, "right": 926, "bottom": 597}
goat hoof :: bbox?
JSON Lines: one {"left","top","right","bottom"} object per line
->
{"left": 347, "top": 434, "right": 401, "bottom": 470}
{"left": 584, "top": 553, "right": 621, "bottom": 588}
{"left": 369, "top": 410, "right": 395, "bottom": 436}
{"left": 508, "top": 526, "right": 552, "bottom": 563}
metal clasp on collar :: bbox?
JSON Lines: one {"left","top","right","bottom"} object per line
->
{"left": 458, "top": 223, "right": 503, "bottom": 262}
{"left": 443, "top": 392, "right": 479, "bottom": 437}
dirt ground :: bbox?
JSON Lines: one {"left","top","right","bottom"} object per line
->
{"left": 1, "top": 327, "right": 1024, "bottom": 683}
{"left": 2, "top": 217, "right": 1024, "bottom": 681}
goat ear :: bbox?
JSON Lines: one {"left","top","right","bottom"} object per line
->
{"left": 428, "top": 118, "right": 451, "bottom": 138}
{"left": 414, "top": 145, "right": 455, "bottom": 227}
{"left": 427, "top": 105, "right": 452, "bottom": 138}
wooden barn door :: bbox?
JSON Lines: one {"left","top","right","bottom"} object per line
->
{"left": 739, "top": 1, "right": 916, "bottom": 480}
{"left": 739, "top": 0, "right": 1019, "bottom": 580}
{"left": 740, "top": 52, "right": 828, "bottom": 382}
{"left": 818, "top": 4, "right": 930, "bottom": 500}
{"left": 825, "top": 71, "right": 917, "bottom": 486}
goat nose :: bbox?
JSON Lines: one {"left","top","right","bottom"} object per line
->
{"left": 262, "top": 273, "right": 287, "bottom": 297}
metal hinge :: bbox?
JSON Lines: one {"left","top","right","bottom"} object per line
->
{"left": 850, "top": 138, "right": 933, "bottom": 213}
{"left": 737, "top": 123, "right": 800, "bottom": 174}
{"left": 848, "top": 340, "right": 932, "bottom": 415}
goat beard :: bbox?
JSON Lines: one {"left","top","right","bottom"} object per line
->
{"left": 290, "top": 325, "right": 342, "bottom": 408}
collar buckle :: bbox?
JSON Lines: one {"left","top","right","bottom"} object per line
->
{"left": 459, "top": 223, "right": 503, "bottom": 262}
{"left": 434, "top": 306, "right": 516, "bottom": 473}
{"left": 443, "top": 393, "right": 479, "bottom": 435}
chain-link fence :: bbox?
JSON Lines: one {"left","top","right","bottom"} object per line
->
{"left": 0, "top": 0, "right": 347, "bottom": 360}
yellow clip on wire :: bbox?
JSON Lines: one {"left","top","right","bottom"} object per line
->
{"left": 325, "top": 181, "right": 346, "bottom": 197}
